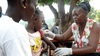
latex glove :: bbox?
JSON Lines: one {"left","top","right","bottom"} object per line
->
{"left": 55, "top": 47, "right": 72, "bottom": 56}
{"left": 43, "top": 30, "right": 55, "bottom": 39}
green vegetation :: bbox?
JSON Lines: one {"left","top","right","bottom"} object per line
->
{"left": 88, "top": 7, "right": 100, "bottom": 22}
{"left": 38, "top": 0, "right": 92, "bottom": 6}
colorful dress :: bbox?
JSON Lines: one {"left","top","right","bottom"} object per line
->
{"left": 72, "top": 18, "right": 100, "bottom": 52}
{"left": 28, "top": 31, "right": 42, "bottom": 56}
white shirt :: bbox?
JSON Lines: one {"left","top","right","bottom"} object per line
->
{"left": 0, "top": 16, "right": 32, "bottom": 56}
{"left": 19, "top": 19, "right": 28, "bottom": 27}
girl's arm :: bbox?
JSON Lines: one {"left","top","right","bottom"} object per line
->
{"left": 40, "top": 40, "right": 47, "bottom": 56}
{"left": 39, "top": 30, "right": 56, "bottom": 50}
{"left": 42, "top": 36, "right": 56, "bottom": 50}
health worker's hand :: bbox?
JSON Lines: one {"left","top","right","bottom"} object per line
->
{"left": 55, "top": 47, "right": 72, "bottom": 56}
{"left": 43, "top": 30, "right": 55, "bottom": 39}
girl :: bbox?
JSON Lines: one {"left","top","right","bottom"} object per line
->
{"left": 26, "top": 8, "right": 56, "bottom": 56}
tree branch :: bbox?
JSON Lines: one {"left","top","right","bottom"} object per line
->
{"left": 48, "top": 5, "right": 60, "bottom": 20}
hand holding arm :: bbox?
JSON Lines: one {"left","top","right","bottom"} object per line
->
{"left": 40, "top": 40, "right": 47, "bottom": 55}
{"left": 41, "top": 40, "right": 47, "bottom": 53}
{"left": 44, "top": 30, "right": 55, "bottom": 39}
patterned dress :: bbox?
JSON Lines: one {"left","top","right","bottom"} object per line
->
{"left": 28, "top": 31, "right": 42, "bottom": 56}
{"left": 72, "top": 18, "right": 100, "bottom": 53}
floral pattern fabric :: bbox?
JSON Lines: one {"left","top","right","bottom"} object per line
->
{"left": 72, "top": 18, "right": 100, "bottom": 52}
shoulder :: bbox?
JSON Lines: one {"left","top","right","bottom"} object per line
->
{"left": 71, "top": 23, "right": 77, "bottom": 31}
{"left": 71, "top": 23, "right": 77, "bottom": 27}
{"left": 91, "top": 21, "right": 100, "bottom": 32}
{"left": 0, "top": 22, "right": 28, "bottom": 44}
{"left": 92, "top": 19, "right": 99, "bottom": 28}
{"left": 9, "top": 23, "right": 28, "bottom": 38}
{"left": 6, "top": 20, "right": 28, "bottom": 40}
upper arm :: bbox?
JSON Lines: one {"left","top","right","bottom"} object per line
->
{"left": 88, "top": 22, "right": 100, "bottom": 50}
{"left": 63, "top": 25, "right": 73, "bottom": 41}
{"left": 54, "top": 25, "right": 73, "bottom": 42}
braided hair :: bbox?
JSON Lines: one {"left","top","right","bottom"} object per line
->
{"left": 75, "top": 1, "right": 91, "bottom": 12}
{"left": 34, "top": 8, "right": 43, "bottom": 16}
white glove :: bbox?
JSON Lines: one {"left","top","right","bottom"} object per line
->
{"left": 43, "top": 30, "right": 55, "bottom": 39}
{"left": 55, "top": 47, "right": 72, "bottom": 56}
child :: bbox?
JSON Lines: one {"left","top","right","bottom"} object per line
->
{"left": 26, "top": 8, "right": 56, "bottom": 56}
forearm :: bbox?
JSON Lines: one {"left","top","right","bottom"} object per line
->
{"left": 54, "top": 35, "right": 65, "bottom": 42}
{"left": 72, "top": 46, "right": 96, "bottom": 55}
{"left": 54, "top": 27, "right": 73, "bottom": 42}
{"left": 42, "top": 40, "right": 47, "bottom": 52}
{"left": 67, "top": 37, "right": 74, "bottom": 41}
{"left": 47, "top": 41, "right": 56, "bottom": 50}
{"left": 42, "top": 36, "right": 56, "bottom": 50}
{"left": 46, "top": 39, "right": 56, "bottom": 50}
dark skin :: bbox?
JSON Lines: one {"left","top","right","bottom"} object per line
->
{"left": 53, "top": 7, "right": 100, "bottom": 55}
{"left": 26, "top": 12, "right": 56, "bottom": 55}
{"left": 40, "top": 40, "right": 47, "bottom": 56}
{"left": 0, "top": 7, "right": 2, "bottom": 17}
{"left": 5, "top": 0, "right": 38, "bottom": 22}
{"left": 55, "top": 19, "right": 60, "bottom": 26}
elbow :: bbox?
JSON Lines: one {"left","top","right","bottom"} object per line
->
{"left": 90, "top": 49, "right": 96, "bottom": 53}
{"left": 91, "top": 49, "right": 96, "bottom": 53}
{"left": 58, "top": 35, "right": 65, "bottom": 42}
{"left": 62, "top": 34, "right": 65, "bottom": 41}
{"left": 89, "top": 46, "right": 97, "bottom": 53}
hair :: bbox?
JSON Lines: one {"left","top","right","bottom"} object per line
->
{"left": 0, "top": 6, "right": 2, "bottom": 11}
{"left": 7, "top": 0, "right": 15, "bottom": 7}
{"left": 7, "top": 0, "right": 36, "bottom": 7}
{"left": 75, "top": 1, "right": 91, "bottom": 12}
{"left": 33, "top": 8, "right": 44, "bottom": 19}
{"left": 34, "top": 8, "right": 43, "bottom": 16}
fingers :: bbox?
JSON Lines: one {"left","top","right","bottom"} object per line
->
{"left": 44, "top": 30, "right": 51, "bottom": 36}
{"left": 54, "top": 48, "right": 61, "bottom": 52}
{"left": 56, "top": 54, "right": 61, "bottom": 56}
{"left": 55, "top": 51, "right": 63, "bottom": 55}
{"left": 58, "top": 55, "right": 63, "bottom": 56}
{"left": 55, "top": 48, "right": 63, "bottom": 56}
{"left": 43, "top": 30, "right": 49, "bottom": 34}
{"left": 43, "top": 30, "right": 55, "bottom": 38}
{"left": 55, "top": 50, "right": 63, "bottom": 55}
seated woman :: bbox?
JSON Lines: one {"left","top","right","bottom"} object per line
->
{"left": 44, "top": 2, "right": 100, "bottom": 56}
